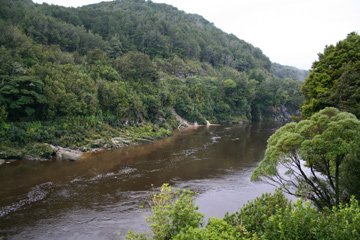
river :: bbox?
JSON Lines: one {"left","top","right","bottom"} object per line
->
{"left": 0, "top": 123, "right": 279, "bottom": 239}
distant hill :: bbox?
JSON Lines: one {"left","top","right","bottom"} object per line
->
{"left": 34, "top": 0, "right": 272, "bottom": 71}
{"left": 0, "top": 0, "right": 304, "bottom": 159}
{"left": 271, "top": 63, "right": 309, "bottom": 81}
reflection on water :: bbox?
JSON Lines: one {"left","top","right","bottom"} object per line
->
{"left": 0, "top": 123, "right": 279, "bottom": 239}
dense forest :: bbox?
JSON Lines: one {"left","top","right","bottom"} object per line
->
{"left": 0, "top": 0, "right": 305, "bottom": 160}
{"left": 301, "top": 32, "right": 360, "bottom": 118}
{"left": 271, "top": 63, "right": 308, "bottom": 81}
{"left": 127, "top": 33, "right": 360, "bottom": 240}
{"left": 1, "top": 1, "right": 360, "bottom": 239}
{"left": 252, "top": 32, "right": 360, "bottom": 207}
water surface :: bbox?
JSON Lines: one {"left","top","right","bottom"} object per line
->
{"left": 0, "top": 123, "right": 278, "bottom": 239}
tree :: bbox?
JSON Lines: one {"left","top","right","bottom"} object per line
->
{"left": 126, "top": 184, "right": 203, "bottom": 240}
{"left": 252, "top": 107, "right": 360, "bottom": 209}
{"left": 127, "top": 185, "right": 360, "bottom": 240}
{"left": 226, "top": 192, "right": 360, "bottom": 240}
{"left": 0, "top": 0, "right": 306, "bottom": 159}
{"left": 173, "top": 218, "right": 250, "bottom": 240}
{"left": 0, "top": 75, "right": 47, "bottom": 121}
{"left": 302, "top": 32, "right": 360, "bottom": 118}
{"left": 224, "top": 189, "right": 290, "bottom": 235}
{"left": 114, "top": 51, "right": 158, "bottom": 82}
{"left": 126, "top": 184, "right": 257, "bottom": 240}
{"left": 332, "top": 62, "right": 360, "bottom": 117}
{"left": 97, "top": 80, "right": 129, "bottom": 119}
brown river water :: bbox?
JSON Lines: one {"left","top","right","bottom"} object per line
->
{"left": 0, "top": 123, "right": 279, "bottom": 240}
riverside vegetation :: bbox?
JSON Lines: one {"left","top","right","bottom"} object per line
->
{"left": 126, "top": 184, "right": 360, "bottom": 240}
{"left": 126, "top": 31, "right": 360, "bottom": 240}
{"left": 1, "top": 0, "right": 360, "bottom": 239}
{"left": 0, "top": 0, "right": 305, "bottom": 160}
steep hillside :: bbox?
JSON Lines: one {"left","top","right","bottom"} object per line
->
{"left": 0, "top": 0, "right": 303, "bottom": 159}
{"left": 36, "top": 0, "right": 272, "bottom": 71}
{"left": 271, "top": 63, "right": 308, "bottom": 81}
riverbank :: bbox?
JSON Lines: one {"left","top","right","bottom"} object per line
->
{"left": 0, "top": 123, "right": 276, "bottom": 240}
{"left": 0, "top": 113, "right": 219, "bottom": 162}
{"left": 0, "top": 120, "right": 174, "bottom": 162}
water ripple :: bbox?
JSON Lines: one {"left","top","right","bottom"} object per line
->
{"left": 0, "top": 182, "right": 53, "bottom": 218}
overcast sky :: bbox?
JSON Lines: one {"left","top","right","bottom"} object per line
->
{"left": 33, "top": 0, "right": 360, "bottom": 70}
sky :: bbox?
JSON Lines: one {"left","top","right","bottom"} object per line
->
{"left": 33, "top": 0, "right": 360, "bottom": 70}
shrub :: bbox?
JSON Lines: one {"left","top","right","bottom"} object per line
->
{"left": 126, "top": 184, "right": 203, "bottom": 240}
{"left": 224, "top": 189, "right": 290, "bottom": 235}
{"left": 173, "top": 218, "right": 251, "bottom": 240}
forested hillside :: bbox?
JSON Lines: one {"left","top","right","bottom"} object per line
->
{"left": 126, "top": 33, "right": 360, "bottom": 240}
{"left": 271, "top": 63, "right": 308, "bottom": 81}
{"left": 302, "top": 32, "right": 360, "bottom": 117}
{"left": 0, "top": 0, "right": 304, "bottom": 159}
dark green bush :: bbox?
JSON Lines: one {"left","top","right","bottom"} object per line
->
{"left": 224, "top": 189, "right": 290, "bottom": 235}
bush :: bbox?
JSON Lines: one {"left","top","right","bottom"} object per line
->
{"left": 148, "top": 184, "right": 203, "bottom": 240}
{"left": 127, "top": 187, "right": 360, "bottom": 240}
{"left": 226, "top": 192, "right": 360, "bottom": 240}
{"left": 173, "top": 218, "right": 252, "bottom": 240}
{"left": 263, "top": 200, "right": 321, "bottom": 240}
{"left": 0, "top": 141, "right": 23, "bottom": 159}
{"left": 23, "top": 143, "right": 55, "bottom": 159}
{"left": 224, "top": 189, "right": 290, "bottom": 235}
{"left": 126, "top": 184, "right": 203, "bottom": 240}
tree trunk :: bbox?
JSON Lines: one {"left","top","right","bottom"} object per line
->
{"left": 335, "top": 157, "right": 341, "bottom": 206}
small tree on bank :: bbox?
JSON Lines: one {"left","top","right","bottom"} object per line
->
{"left": 252, "top": 107, "right": 360, "bottom": 209}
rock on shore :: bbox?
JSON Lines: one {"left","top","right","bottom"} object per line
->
{"left": 50, "top": 145, "right": 83, "bottom": 161}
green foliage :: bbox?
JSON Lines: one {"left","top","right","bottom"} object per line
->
{"left": 332, "top": 62, "right": 360, "bottom": 117}
{"left": 251, "top": 77, "right": 303, "bottom": 121}
{"left": 39, "top": 64, "right": 99, "bottom": 118}
{"left": 226, "top": 191, "right": 360, "bottom": 240}
{"left": 0, "top": 105, "right": 7, "bottom": 124}
{"left": 126, "top": 231, "right": 149, "bottom": 240}
{"left": 0, "top": 75, "right": 47, "bottom": 121}
{"left": 222, "top": 79, "right": 237, "bottom": 89}
{"left": 252, "top": 107, "right": 360, "bottom": 208}
{"left": 128, "top": 187, "right": 360, "bottom": 240}
{"left": 97, "top": 80, "right": 131, "bottom": 120}
{"left": 224, "top": 189, "right": 290, "bottom": 235}
{"left": 326, "top": 197, "right": 360, "bottom": 240}
{"left": 263, "top": 200, "right": 321, "bottom": 240}
{"left": 252, "top": 196, "right": 360, "bottom": 240}
{"left": 114, "top": 52, "right": 158, "bottom": 82}
{"left": 173, "top": 218, "right": 250, "bottom": 240}
{"left": 0, "top": 141, "right": 23, "bottom": 159}
{"left": 0, "top": 0, "right": 304, "bottom": 159}
{"left": 271, "top": 62, "right": 308, "bottom": 81}
{"left": 23, "top": 142, "right": 54, "bottom": 159}
{"left": 125, "top": 124, "right": 172, "bottom": 142}
{"left": 302, "top": 32, "right": 360, "bottom": 117}
{"left": 147, "top": 184, "right": 203, "bottom": 240}
{"left": 126, "top": 184, "right": 203, "bottom": 240}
